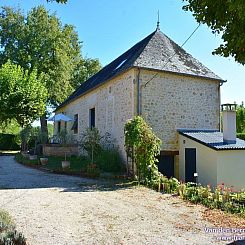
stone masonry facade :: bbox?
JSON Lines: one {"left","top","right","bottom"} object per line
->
{"left": 56, "top": 69, "right": 135, "bottom": 159}
{"left": 140, "top": 69, "right": 220, "bottom": 151}
{"left": 55, "top": 68, "right": 220, "bottom": 161}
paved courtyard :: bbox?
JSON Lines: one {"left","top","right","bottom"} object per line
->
{"left": 0, "top": 156, "right": 225, "bottom": 244}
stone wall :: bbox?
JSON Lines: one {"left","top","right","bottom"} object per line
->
{"left": 55, "top": 67, "right": 220, "bottom": 160}
{"left": 140, "top": 69, "right": 220, "bottom": 151}
{"left": 43, "top": 144, "right": 79, "bottom": 157}
{"left": 56, "top": 69, "right": 135, "bottom": 159}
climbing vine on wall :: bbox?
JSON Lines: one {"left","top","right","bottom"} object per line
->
{"left": 124, "top": 116, "right": 162, "bottom": 187}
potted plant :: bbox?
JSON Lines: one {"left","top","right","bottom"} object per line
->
{"left": 40, "top": 157, "right": 48, "bottom": 165}
{"left": 62, "top": 153, "right": 70, "bottom": 169}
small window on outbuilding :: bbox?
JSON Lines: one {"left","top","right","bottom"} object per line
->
{"left": 71, "top": 114, "right": 78, "bottom": 134}
{"left": 89, "top": 108, "right": 95, "bottom": 129}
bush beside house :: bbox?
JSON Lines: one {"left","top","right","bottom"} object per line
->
{"left": 0, "top": 133, "right": 20, "bottom": 150}
{"left": 0, "top": 210, "right": 26, "bottom": 244}
{"left": 237, "top": 133, "right": 245, "bottom": 140}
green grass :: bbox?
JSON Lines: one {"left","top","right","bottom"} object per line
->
{"left": 43, "top": 156, "right": 90, "bottom": 172}
{"left": 15, "top": 153, "right": 90, "bottom": 173}
{"left": 15, "top": 151, "right": 126, "bottom": 177}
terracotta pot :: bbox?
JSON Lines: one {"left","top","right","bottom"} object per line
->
{"left": 62, "top": 161, "right": 70, "bottom": 169}
{"left": 29, "top": 155, "right": 37, "bottom": 160}
{"left": 40, "top": 158, "right": 48, "bottom": 165}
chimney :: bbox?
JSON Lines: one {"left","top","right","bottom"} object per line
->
{"left": 221, "top": 104, "right": 237, "bottom": 144}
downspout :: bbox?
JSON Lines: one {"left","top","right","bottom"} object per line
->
{"left": 219, "top": 80, "right": 227, "bottom": 131}
{"left": 137, "top": 68, "right": 141, "bottom": 115}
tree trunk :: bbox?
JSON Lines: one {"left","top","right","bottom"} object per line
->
{"left": 40, "top": 114, "right": 48, "bottom": 143}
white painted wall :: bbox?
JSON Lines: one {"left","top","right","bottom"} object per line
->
{"left": 217, "top": 151, "right": 245, "bottom": 190}
{"left": 179, "top": 134, "right": 245, "bottom": 190}
{"left": 179, "top": 134, "right": 218, "bottom": 187}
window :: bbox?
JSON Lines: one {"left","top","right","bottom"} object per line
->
{"left": 89, "top": 108, "right": 95, "bottom": 129}
{"left": 71, "top": 114, "right": 78, "bottom": 134}
{"left": 58, "top": 121, "right": 61, "bottom": 133}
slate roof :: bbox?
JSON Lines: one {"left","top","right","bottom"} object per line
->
{"left": 57, "top": 29, "right": 223, "bottom": 110}
{"left": 178, "top": 129, "right": 245, "bottom": 151}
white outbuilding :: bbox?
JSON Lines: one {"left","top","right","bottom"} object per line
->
{"left": 178, "top": 104, "right": 245, "bottom": 190}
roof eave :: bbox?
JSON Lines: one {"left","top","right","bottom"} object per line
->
{"left": 178, "top": 131, "right": 245, "bottom": 151}
{"left": 55, "top": 67, "right": 134, "bottom": 112}
{"left": 132, "top": 66, "right": 225, "bottom": 83}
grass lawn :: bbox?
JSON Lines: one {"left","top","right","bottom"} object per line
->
{"left": 41, "top": 156, "right": 89, "bottom": 172}
{"left": 15, "top": 153, "right": 90, "bottom": 174}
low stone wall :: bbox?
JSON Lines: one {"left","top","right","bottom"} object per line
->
{"left": 43, "top": 144, "right": 79, "bottom": 157}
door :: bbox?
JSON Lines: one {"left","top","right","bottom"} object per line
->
{"left": 158, "top": 155, "right": 174, "bottom": 178}
{"left": 185, "top": 148, "right": 196, "bottom": 183}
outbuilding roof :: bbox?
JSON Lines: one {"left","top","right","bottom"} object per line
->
{"left": 57, "top": 29, "right": 223, "bottom": 110}
{"left": 178, "top": 129, "right": 245, "bottom": 151}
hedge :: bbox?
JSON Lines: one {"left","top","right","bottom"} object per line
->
{"left": 237, "top": 133, "right": 245, "bottom": 141}
{"left": 0, "top": 133, "right": 20, "bottom": 150}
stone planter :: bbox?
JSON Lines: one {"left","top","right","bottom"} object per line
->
{"left": 22, "top": 153, "right": 30, "bottom": 159}
{"left": 40, "top": 157, "right": 48, "bottom": 165}
{"left": 62, "top": 161, "right": 70, "bottom": 169}
{"left": 29, "top": 155, "right": 37, "bottom": 160}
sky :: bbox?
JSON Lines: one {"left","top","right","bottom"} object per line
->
{"left": 2, "top": 0, "right": 245, "bottom": 105}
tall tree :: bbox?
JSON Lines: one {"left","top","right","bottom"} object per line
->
{"left": 182, "top": 0, "right": 245, "bottom": 64}
{"left": 237, "top": 102, "right": 245, "bottom": 133}
{"left": 72, "top": 58, "right": 102, "bottom": 89}
{"left": 0, "top": 61, "right": 47, "bottom": 127}
{"left": 0, "top": 6, "right": 101, "bottom": 133}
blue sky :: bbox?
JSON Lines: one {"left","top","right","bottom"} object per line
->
{"left": 2, "top": 0, "right": 245, "bottom": 104}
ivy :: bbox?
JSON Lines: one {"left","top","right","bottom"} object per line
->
{"left": 124, "top": 116, "right": 163, "bottom": 187}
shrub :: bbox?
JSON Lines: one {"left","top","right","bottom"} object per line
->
{"left": 15, "top": 153, "right": 38, "bottom": 165}
{"left": 0, "top": 210, "right": 26, "bottom": 245}
{"left": 85, "top": 163, "right": 100, "bottom": 178}
{"left": 79, "top": 128, "right": 102, "bottom": 163}
{"left": 124, "top": 116, "right": 162, "bottom": 187}
{"left": 94, "top": 148, "right": 124, "bottom": 173}
{"left": 237, "top": 133, "right": 245, "bottom": 140}
{"left": 0, "top": 133, "right": 20, "bottom": 150}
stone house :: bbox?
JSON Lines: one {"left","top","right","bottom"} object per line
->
{"left": 55, "top": 27, "right": 224, "bottom": 178}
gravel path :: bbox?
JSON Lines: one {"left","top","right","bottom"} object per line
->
{"left": 0, "top": 156, "right": 225, "bottom": 245}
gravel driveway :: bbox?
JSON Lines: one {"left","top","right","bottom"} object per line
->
{"left": 0, "top": 156, "right": 225, "bottom": 245}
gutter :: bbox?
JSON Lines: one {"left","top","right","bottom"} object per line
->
{"left": 137, "top": 68, "right": 141, "bottom": 115}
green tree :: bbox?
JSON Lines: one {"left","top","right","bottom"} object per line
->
{"left": 0, "top": 6, "right": 101, "bottom": 133}
{"left": 0, "top": 61, "right": 47, "bottom": 127}
{"left": 72, "top": 58, "right": 102, "bottom": 89}
{"left": 182, "top": 0, "right": 245, "bottom": 64}
{"left": 0, "top": 120, "right": 20, "bottom": 134}
{"left": 237, "top": 102, "right": 245, "bottom": 133}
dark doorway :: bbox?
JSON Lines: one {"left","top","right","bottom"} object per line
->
{"left": 185, "top": 148, "right": 196, "bottom": 183}
{"left": 158, "top": 155, "right": 174, "bottom": 178}
{"left": 89, "top": 108, "right": 95, "bottom": 129}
